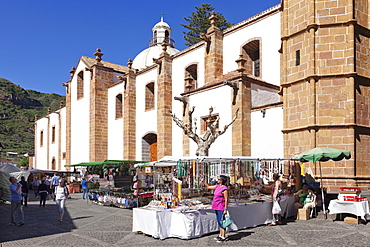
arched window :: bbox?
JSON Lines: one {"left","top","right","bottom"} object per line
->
{"left": 116, "top": 93, "right": 123, "bottom": 119}
{"left": 145, "top": 82, "right": 155, "bottom": 111}
{"left": 51, "top": 157, "right": 56, "bottom": 170}
{"left": 77, "top": 71, "right": 84, "bottom": 99}
{"left": 241, "top": 39, "right": 261, "bottom": 78}
{"left": 184, "top": 64, "right": 198, "bottom": 91}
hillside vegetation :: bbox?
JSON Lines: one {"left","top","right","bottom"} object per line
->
{"left": 0, "top": 78, "right": 65, "bottom": 155}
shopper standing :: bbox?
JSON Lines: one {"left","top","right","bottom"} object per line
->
{"left": 81, "top": 177, "right": 88, "bottom": 199}
{"left": 32, "top": 178, "right": 40, "bottom": 198}
{"left": 54, "top": 179, "right": 68, "bottom": 222}
{"left": 9, "top": 177, "right": 24, "bottom": 226}
{"left": 50, "top": 173, "right": 60, "bottom": 200}
{"left": 38, "top": 179, "right": 49, "bottom": 207}
{"left": 19, "top": 176, "right": 29, "bottom": 207}
{"left": 201, "top": 175, "right": 229, "bottom": 243}
{"left": 270, "top": 173, "right": 283, "bottom": 225}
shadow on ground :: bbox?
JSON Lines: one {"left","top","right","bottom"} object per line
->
{"left": 0, "top": 193, "right": 77, "bottom": 243}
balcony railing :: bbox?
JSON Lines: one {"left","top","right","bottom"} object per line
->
{"left": 149, "top": 38, "right": 175, "bottom": 48}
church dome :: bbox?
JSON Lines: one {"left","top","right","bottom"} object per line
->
{"left": 132, "top": 17, "right": 179, "bottom": 70}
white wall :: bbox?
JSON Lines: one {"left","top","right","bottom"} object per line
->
{"left": 135, "top": 69, "right": 158, "bottom": 160}
{"left": 107, "top": 81, "right": 124, "bottom": 160}
{"left": 251, "top": 84, "right": 280, "bottom": 108}
{"left": 251, "top": 107, "right": 283, "bottom": 158}
{"left": 171, "top": 46, "right": 205, "bottom": 156}
{"left": 223, "top": 12, "right": 281, "bottom": 86}
{"left": 70, "top": 61, "right": 91, "bottom": 165}
{"left": 34, "top": 117, "right": 48, "bottom": 169}
{"left": 185, "top": 86, "right": 233, "bottom": 157}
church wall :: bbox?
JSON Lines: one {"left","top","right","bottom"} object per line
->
{"left": 107, "top": 82, "right": 124, "bottom": 160}
{"left": 251, "top": 106, "right": 284, "bottom": 158}
{"left": 48, "top": 112, "right": 60, "bottom": 170}
{"left": 34, "top": 117, "right": 48, "bottom": 170}
{"left": 223, "top": 12, "right": 281, "bottom": 86}
{"left": 59, "top": 107, "right": 67, "bottom": 170}
{"left": 70, "top": 62, "right": 91, "bottom": 165}
{"left": 135, "top": 68, "right": 158, "bottom": 161}
{"left": 187, "top": 86, "right": 233, "bottom": 157}
{"left": 171, "top": 46, "right": 204, "bottom": 156}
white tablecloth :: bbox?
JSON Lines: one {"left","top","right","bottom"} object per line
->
{"left": 328, "top": 200, "right": 369, "bottom": 220}
{"left": 132, "top": 198, "right": 295, "bottom": 240}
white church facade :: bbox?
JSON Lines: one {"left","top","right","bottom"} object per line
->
{"left": 34, "top": 5, "right": 283, "bottom": 171}
{"left": 34, "top": 0, "right": 370, "bottom": 191}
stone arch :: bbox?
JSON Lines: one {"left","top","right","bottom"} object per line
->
{"left": 116, "top": 93, "right": 123, "bottom": 119}
{"left": 142, "top": 132, "right": 157, "bottom": 162}
{"left": 184, "top": 63, "right": 198, "bottom": 91}
{"left": 240, "top": 37, "right": 262, "bottom": 78}
{"left": 51, "top": 157, "right": 56, "bottom": 170}
{"left": 77, "top": 71, "right": 84, "bottom": 99}
{"left": 145, "top": 81, "right": 155, "bottom": 111}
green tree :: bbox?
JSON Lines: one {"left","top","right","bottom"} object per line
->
{"left": 19, "top": 156, "right": 29, "bottom": 168}
{"left": 181, "top": 3, "right": 233, "bottom": 47}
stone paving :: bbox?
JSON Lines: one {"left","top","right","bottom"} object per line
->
{"left": 1, "top": 193, "right": 370, "bottom": 246}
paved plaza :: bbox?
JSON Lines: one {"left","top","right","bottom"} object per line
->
{"left": 1, "top": 193, "right": 370, "bottom": 246}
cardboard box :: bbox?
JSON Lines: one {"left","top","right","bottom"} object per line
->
{"left": 297, "top": 208, "right": 310, "bottom": 220}
{"left": 344, "top": 217, "right": 359, "bottom": 224}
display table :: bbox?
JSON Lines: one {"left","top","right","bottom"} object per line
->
{"left": 328, "top": 200, "right": 369, "bottom": 220}
{"left": 133, "top": 199, "right": 295, "bottom": 240}
{"left": 279, "top": 196, "right": 296, "bottom": 218}
{"left": 67, "top": 184, "right": 80, "bottom": 193}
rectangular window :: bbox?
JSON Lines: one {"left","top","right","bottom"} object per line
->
{"left": 62, "top": 152, "right": 66, "bottom": 160}
{"left": 40, "top": 130, "right": 44, "bottom": 147}
{"left": 52, "top": 126, "right": 56, "bottom": 143}
{"left": 295, "top": 50, "right": 300, "bottom": 66}
{"left": 201, "top": 115, "right": 219, "bottom": 134}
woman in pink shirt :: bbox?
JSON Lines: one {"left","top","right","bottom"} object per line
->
{"left": 202, "top": 175, "right": 229, "bottom": 243}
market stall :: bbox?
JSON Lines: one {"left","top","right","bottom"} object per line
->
{"left": 132, "top": 156, "right": 299, "bottom": 239}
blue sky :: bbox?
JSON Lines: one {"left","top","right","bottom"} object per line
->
{"left": 1, "top": 0, "right": 280, "bottom": 96}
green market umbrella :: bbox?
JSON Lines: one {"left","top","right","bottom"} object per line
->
{"left": 294, "top": 147, "right": 351, "bottom": 219}
{"left": 294, "top": 147, "right": 351, "bottom": 162}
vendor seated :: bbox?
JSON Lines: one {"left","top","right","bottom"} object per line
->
{"left": 294, "top": 183, "right": 316, "bottom": 216}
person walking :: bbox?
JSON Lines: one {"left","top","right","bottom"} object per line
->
{"left": 38, "top": 179, "right": 49, "bottom": 207}
{"left": 9, "top": 177, "right": 24, "bottom": 226}
{"left": 270, "top": 173, "right": 283, "bottom": 226}
{"left": 54, "top": 179, "right": 68, "bottom": 222}
{"left": 44, "top": 176, "right": 51, "bottom": 199}
{"left": 50, "top": 173, "right": 60, "bottom": 201}
{"left": 19, "top": 176, "right": 29, "bottom": 207}
{"left": 201, "top": 175, "right": 229, "bottom": 243}
{"left": 32, "top": 178, "right": 40, "bottom": 198}
{"left": 81, "top": 177, "right": 88, "bottom": 199}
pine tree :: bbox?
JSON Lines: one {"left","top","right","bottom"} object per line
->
{"left": 181, "top": 4, "right": 233, "bottom": 47}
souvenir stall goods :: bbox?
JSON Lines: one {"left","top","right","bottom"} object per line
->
{"left": 89, "top": 188, "right": 138, "bottom": 208}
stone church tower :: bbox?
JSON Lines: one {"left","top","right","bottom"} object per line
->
{"left": 281, "top": 0, "right": 370, "bottom": 190}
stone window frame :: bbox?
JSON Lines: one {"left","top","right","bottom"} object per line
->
{"left": 115, "top": 93, "right": 123, "bottom": 119}
{"left": 240, "top": 37, "right": 262, "bottom": 78}
{"left": 40, "top": 130, "right": 44, "bottom": 147}
{"left": 51, "top": 125, "right": 56, "bottom": 144}
{"left": 77, "top": 71, "right": 84, "bottom": 100}
{"left": 145, "top": 81, "right": 155, "bottom": 112}
{"left": 200, "top": 114, "right": 219, "bottom": 135}
{"left": 184, "top": 63, "right": 198, "bottom": 92}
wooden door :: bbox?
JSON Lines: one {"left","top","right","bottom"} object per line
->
{"left": 150, "top": 142, "right": 157, "bottom": 161}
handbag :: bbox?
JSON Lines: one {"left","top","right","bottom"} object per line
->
{"left": 272, "top": 200, "right": 282, "bottom": 214}
{"left": 221, "top": 211, "right": 233, "bottom": 228}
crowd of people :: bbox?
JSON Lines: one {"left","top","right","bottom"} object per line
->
{"left": 8, "top": 173, "right": 74, "bottom": 226}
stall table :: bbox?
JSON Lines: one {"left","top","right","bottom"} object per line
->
{"left": 133, "top": 198, "right": 295, "bottom": 240}
{"left": 67, "top": 184, "right": 81, "bottom": 193}
{"left": 328, "top": 200, "right": 369, "bottom": 220}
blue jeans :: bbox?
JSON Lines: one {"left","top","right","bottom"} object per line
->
{"left": 215, "top": 210, "right": 226, "bottom": 229}
{"left": 82, "top": 188, "right": 88, "bottom": 199}
{"left": 11, "top": 200, "right": 24, "bottom": 224}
